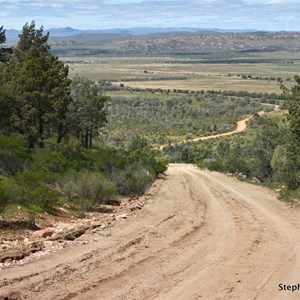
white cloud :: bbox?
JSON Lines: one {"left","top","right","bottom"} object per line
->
{"left": 266, "top": 0, "right": 283, "bottom": 4}
{"left": 1, "top": 0, "right": 299, "bottom": 31}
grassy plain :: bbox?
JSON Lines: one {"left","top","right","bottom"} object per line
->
{"left": 63, "top": 52, "right": 300, "bottom": 94}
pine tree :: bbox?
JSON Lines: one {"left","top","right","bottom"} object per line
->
{"left": 0, "top": 26, "right": 13, "bottom": 63}
{"left": 0, "top": 26, "right": 5, "bottom": 44}
{"left": 8, "top": 21, "right": 72, "bottom": 147}
{"left": 0, "top": 26, "right": 12, "bottom": 130}
{"left": 70, "top": 76, "right": 109, "bottom": 148}
{"left": 274, "top": 76, "right": 300, "bottom": 188}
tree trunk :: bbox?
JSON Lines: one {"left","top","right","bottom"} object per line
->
{"left": 56, "top": 123, "right": 65, "bottom": 144}
{"left": 89, "top": 129, "right": 93, "bottom": 148}
{"left": 38, "top": 117, "right": 44, "bottom": 148}
{"left": 27, "top": 133, "right": 36, "bottom": 148}
{"left": 85, "top": 129, "right": 89, "bottom": 149}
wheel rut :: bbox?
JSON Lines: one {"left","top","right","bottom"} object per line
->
{"left": 0, "top": 164, "right": 299, "bottom": 300}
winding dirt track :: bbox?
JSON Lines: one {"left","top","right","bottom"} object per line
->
{"left": 160, "top": 105, "right": 282, "bottom": 150}
{"left": 1, "top": 164, "right": 300, "bottom": 300}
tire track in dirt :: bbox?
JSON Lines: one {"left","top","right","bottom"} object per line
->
{"left": 0, "top": 164, "right": 299, "bottom": 300}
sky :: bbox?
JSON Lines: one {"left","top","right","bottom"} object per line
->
{"left": 1, "top": 0, "right": 300, "bottom": 31}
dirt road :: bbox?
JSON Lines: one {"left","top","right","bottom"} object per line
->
{"left": 1, "top": 164, "right": 299, "bottom": 300}
{"left": 160, "top": 105, "right": 283, "bottom": 150}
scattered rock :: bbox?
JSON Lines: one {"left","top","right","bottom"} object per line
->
{"left": 63, "top": 203, "right": 71, "bottom": 209}
{"left": 136, "top": 202, "right": 144, "bottom": 209}
{"left": 252, "top": 177, "right": 261, "bottom": 183}
{"left": 34, "top": 285, "right": 41, "bottom": 292}
{"left": 2, "top": 291, "right": 23, "bottom": 300}
{"left": 0, "top": 181, "right": 152, "bottom": 267}
{"left": 100, "top": 223, "right": 107, "bottom": 229}
{"left": 23, "top": 238, "right": 31, "bottom": 245}
{"left": 130, "top": 202, "right": 144, "bottom": 211}
{"left": 238, "top": 173, "right": 247, "bottom": 179}
{"left": 33, "top": 229, "right": 54, "bottom": 238}
{"left": 51, "top": 226, "right": 87, "bottom": 241}
{"left": 115, "top": 214, "right": 127, "bottom": 221}
{"left": 0, "top": 241, "right": 44, "bottom": 263}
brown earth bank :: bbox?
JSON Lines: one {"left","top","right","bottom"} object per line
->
{"left": 0, "top": 164, "right": 300, "bottom": 300}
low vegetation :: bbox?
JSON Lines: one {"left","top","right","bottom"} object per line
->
{"left": 0, "top": 22, "right": 168, "bottom": 220}
{"left": 103, "top": 88, "right": 280, "bottom": 147}
{"left": 162, "top": 81, "right": 300, "bottom": 198}
{"left": 0, "top": 135, "right": 167, "bottom": 216}
{"left": 0, "top": 20, "right": 299, "bottom": 223}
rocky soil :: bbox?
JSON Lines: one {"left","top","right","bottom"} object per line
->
{"left": 0, "top": 164, "right": 300, "bottom": 300}
{"left": 0, "top": 196, "right": 146, "bottom": 270}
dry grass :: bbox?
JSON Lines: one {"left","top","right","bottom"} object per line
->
{"left": 117, "top": 78, "right": 281, "bottom": 93}
{"left": 64, "top": 55, "right": 299, "bottom": 93}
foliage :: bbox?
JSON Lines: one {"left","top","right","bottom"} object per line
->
{"left": 0, "top": 25, "right": 12, "bottom": 63}
{"left": 69, "top": 75, "right": 109, "bottom": 148}
{"left": 274, "top": 76, "right": 300, "bottom": 188}
{"left": 0, "top": 26, "right": 5, "bottom": 45}
{"left": 110, "top": 163, "right": 154, "bottom": 196}
{"left": 271, "top": 145, "right": 300, "bottom": 189}
{"left": 128, "top": 135, "right": 149, "bottom": 152}
{"left": 164, "top": 107, "right": 299, "bottom": 192}
{"left": 0, "top": 184, "right": 9, "bottom": 211}
{"left": 0, "top": 135, "right": 30, "bottom": 175}
{"left": 5, "top": 21, "right": 72, "bottom": 147}
{"left": 280, "top": 75, "right": 300, "bottom": 142}
{"left": 60, "top": 171, "right": 116, "bottom": 211}
{"left": 0, "top": 135, "right": 168, "bottom": 214}
{"left": 103, "top": 90, "right": 270, "bottom": 147}
{"left": 250, "top": 118, "right": 283, "bottom": 180}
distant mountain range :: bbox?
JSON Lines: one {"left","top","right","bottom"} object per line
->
{"left": 5, "top": 27, "right": 300, "bottom": 56}
{"left": 5, "top": 27, "right": 263, "bottom": 41}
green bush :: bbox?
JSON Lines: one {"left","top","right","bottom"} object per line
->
{"left": 1, "top": 178, "right": 59, "bottom": 211}
{"left": 0, "top": 136, "right": 30, "bottom": 175}
{"left": 0, "top": 184, "right": 9, "bottom": 211}
{"left": 0, "top": 152, "right": 27, "bottom": 175}
{"left": 271, "top": 145, "right": 300, "bottom": 189}
{"left": 152, "top": 156, "right": 169, "bottom": 175}
{"left": 21, "top": 187, "right": 59, "bottom": 210}
{"left": 203, "top": 159, "right": 225, "bottom": 172}
{"left": 0, "top": 135, "right": 165, "bottom": 214}
{"left": 60, "top": 171, "right": 116, "bottom": 210}
{"left": 111, "top": 163, "right": 154, "bottom": 196}
{"left": 31, "top": 151, "right": 68, "bottom": 173}
{"left": 15, "top": 169, "right": 59, "bottom": 187}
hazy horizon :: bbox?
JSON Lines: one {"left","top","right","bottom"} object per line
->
{"left": 1, "top": 0, "right": 300, "bottom": 32}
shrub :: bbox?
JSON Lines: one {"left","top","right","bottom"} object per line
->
{"left": 60, "top": 171, "right": 116, "bottom": 210}
{"left": 0, "top": 184, "right": 9, "bottom": 211}
{"left": 1, "top": 178, "right": 59, "bottom": 211}
{"left": 15, "top": 169, "right": 59, "bottom": 187}
{"left": 271, "top": 145, "right": 300, "bottom": 189}
{"left": 203, "top": 159, "right": 225, "bottom": 172}
{"left": 111, "top": 163, "right": 154, "bottom": 196}
{"left": 0, "top": 152, "right": 26, "bottom": 175}
{"left": 152, "top": 156, "right": 169, "bottom": 175}
{"left": 31, "top": 151, "right": 68, "bottom": 173}
{"left": 0, "top": 136, "right": 30, "bottom": 175}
